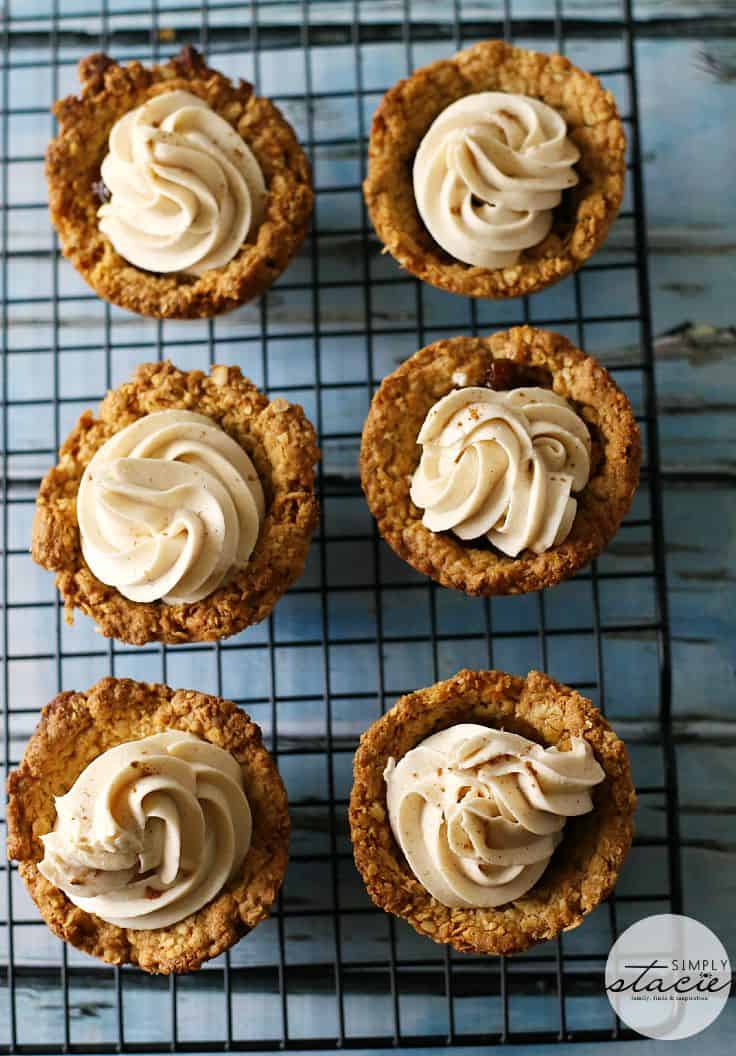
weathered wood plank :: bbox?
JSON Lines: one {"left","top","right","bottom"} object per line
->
{"left": 2, "top": 325, "right": 734, "bottom": 480}
{"left": 0, "top": 16, "right": 734, "bottom": 1056}
{"left": 6, "top": 1, "right": 736, "bottom": 29}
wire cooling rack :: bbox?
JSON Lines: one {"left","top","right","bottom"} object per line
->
{"left": 0, "top": 0, "right": 681, "bottom": 1050}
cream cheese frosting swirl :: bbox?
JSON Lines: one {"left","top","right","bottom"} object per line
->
{"left": 98, "top": 90, "right": 266, "bottom": 275}
{"left": 385, "top": 724, "right": 604, "bottom": 909}
{"left": 38, "top": 731, "right": 252, "bottom": 930}
{"left": 413, "top": 92, "right": 580, "bottom": 268}
{"left": 77, "top": 409, "right": 265, "bottom": 605}
{"left": 410, "top": 386, "right": 591, "bottom": 557}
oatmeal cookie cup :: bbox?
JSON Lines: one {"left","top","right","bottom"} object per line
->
{"left": 46, "top": 46, "right": 312, "bottom": 318}
{"left": 349, "top": 669, "right": 635, "bottom": 955}
{"left": 364, "top": 39, "right": 625, "bottom": 299}
{"left": 360, "top": 326, "right": 640, "bottom": 595}
{"left": 7, "top": 677, "right": 290, "bottom": 974}
{"left": 32, "top": 360, "right": 319, "bottom": 644}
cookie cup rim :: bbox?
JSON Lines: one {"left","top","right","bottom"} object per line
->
{"left": 7, "top": 676, "right": 290, "bottom": 974}
{"left": 349, "top": 668, "right": 636, "bottom": 955}
{"left": 364, "top": 39, "right": 625, "bottom": 299}
{"left": 46, "top": 46, "right": 313, "bottom": 318}
{"left": 359, "top": 325, "right": 641, "bottom": 596}
{"left": 31, "top": 360, "right": 319, "bottom": 644}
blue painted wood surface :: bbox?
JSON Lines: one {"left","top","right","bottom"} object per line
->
{"left": 0, "top": 2, "right": 734, "bottom": 1053}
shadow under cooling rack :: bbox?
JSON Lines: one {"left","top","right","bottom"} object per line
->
{"left": 0, "top": 0, "right": 681, "bottom": 1051}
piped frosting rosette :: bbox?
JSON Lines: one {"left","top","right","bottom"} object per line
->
{"left": 98, "top": 90, "right": 266, "bottom": 275}
{"left": 409, "top": 386, "right": 591, "bottom": 557}
{"left": 38, "top": 731, "right": 252, "bottom": 930}
{"left": 77, "top": 409, "right": 265, "bottom": 604}
{"left": 384, "top": 724, "right": 604, "bottom": 908}
{"left": 413, "top": 92, "right": 580, "bottom": 268}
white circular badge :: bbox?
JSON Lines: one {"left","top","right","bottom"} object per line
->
{"left": 605, "top": 914, "right": 731, "bottom": 1040}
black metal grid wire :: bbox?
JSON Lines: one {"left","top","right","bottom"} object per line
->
{"left": 0, "top": 0, "right": 681, "bottom": 1050}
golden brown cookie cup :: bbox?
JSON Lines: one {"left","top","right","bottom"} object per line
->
{"left": 349, "top": 668, "right": 635, "bottom": 955}
{"left": 47, "top": 46, "right": 313, "bottom": 319}
{"left": 7, "top": 677, "right": 290, "bottom": 975}
{"left": 31, "top": 360, "right": 319, "bottom": 645}
{"left": 364, "top": 39, "right": 625, "bottom": 299}
{"left": 360, "top": 326, "right": 640, "bottom": 596}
